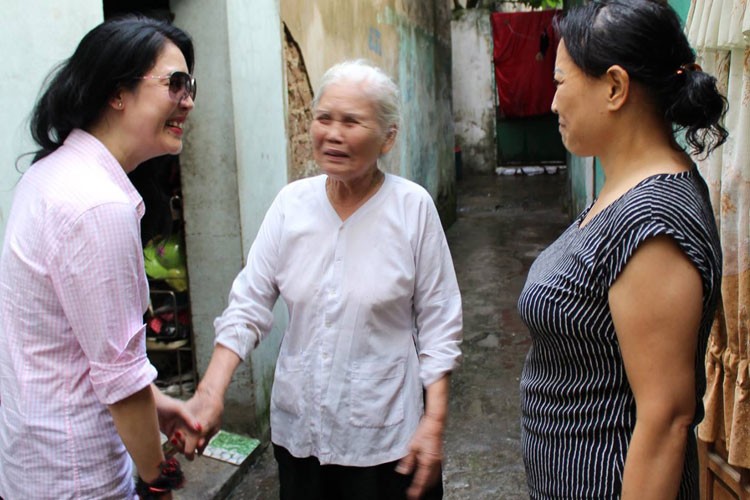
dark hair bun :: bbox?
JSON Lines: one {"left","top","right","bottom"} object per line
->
{"left": 666, "top": 70, "right": 728, "bottom": 156}
{"left": 558, "top": 0, "right": 728, "bottom": 156}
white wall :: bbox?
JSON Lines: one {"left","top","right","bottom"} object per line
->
{"left": 0, "top": 1, "right": 102, "bottom": 240}
{"left": 227, "top": 0, "right": 289, "bottom": 438}
{"left": 451, "top": 9, "right": 497, "bottom": 174}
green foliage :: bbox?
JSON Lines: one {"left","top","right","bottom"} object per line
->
{"left": 519, "top": 0, "right": 564, "bottom": 8}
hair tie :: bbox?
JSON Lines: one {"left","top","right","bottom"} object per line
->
{"left": 676, "top": 63, "right": 702, "bottom": 76}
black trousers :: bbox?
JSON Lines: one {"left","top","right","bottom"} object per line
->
{"left": 273, "top": 444, "right": 444, "bottom": 500}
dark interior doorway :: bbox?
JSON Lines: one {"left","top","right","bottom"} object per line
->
{"left": 102, "top": 0, "right": 197, "bottom": 397}
{"left": 103, "top": 0, "right": 172, "bottom": 21}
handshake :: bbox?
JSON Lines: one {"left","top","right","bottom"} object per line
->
{"left": 158, "top": 384, "right": 225, "bottom": 460}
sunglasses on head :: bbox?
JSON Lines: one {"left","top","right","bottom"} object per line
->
{"left": 139, "top": 71, "right": 197, "bottom": 102}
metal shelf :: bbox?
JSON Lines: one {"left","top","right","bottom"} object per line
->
{"left": 146, "top": 286, "right": 196, "bottom": 397}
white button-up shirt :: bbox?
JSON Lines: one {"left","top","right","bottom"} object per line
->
{"left": 0, "top": 130, "right": 156, "bottom": 499}
{"left": 215, "top": 173, "right": 462, "bottom": 466}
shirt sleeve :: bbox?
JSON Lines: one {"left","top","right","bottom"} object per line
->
{"left": 213, "top": 194, "right": 283, "bottom": 360}
{"left": 413, "top": 196, "right": 463, "bottom": 387}
{"left": 601, "top": 208, "right": 708, "bottom": 291}
{"left": 51, "top": 203, "right": 156, "bottom": 406}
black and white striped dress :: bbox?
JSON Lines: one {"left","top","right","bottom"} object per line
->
{"left": 518, "top": 169, "right": 721, "bottom": 499}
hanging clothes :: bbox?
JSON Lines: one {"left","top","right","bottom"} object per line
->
{"left": 687, "top": 0, "right": 750, "bottom": 470}
{"left": 490, "top": 9, "right": 561, "bottom": 118}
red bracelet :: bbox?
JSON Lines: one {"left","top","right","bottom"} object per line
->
{"left": 136, "top": 457, "right": 184, "bottom": 499}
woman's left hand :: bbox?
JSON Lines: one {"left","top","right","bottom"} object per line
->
{"left": 396, "top": 413, "right": 444, "bottom": 500}
{"left": 151, "top": 385, "right": 202, "bottom": 455}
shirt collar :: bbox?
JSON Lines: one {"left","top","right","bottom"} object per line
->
{"left": 64, "top": 129, "right": 145, "bottom": 218}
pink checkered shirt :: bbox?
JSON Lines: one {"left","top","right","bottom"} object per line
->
{"left": 0, "top": 130, "right": 157, "bottom": 499}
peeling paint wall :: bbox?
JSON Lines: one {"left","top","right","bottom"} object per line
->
{"left": 281, "top": 0, "right": 457, "bottom": 225}
{"left": 284, "top": 24, "right": 318, "bottom": 181}
{"left": 387, "top": 3, "right": 457, "bottom": 225}
{"left": 281, "top": 2, "right": 397, "bottom": 87}
{"left": 451, "top": 9, "right": 497, "bottom": 174}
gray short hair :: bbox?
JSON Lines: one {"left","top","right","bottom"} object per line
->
{"left": 312, "top": 59, "right": 401, "bottom": 137}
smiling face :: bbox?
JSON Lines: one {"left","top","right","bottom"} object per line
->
{"left": 551, "top": 40, "right": 611, "bottom": 157}
{"left": 311, "top": 80, "right": 395, "bottom": 182}
{"left": 119, "top": 40, "right": 194, "bottom": 166}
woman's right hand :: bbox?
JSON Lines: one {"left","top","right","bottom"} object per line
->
{"left": 396, "top": 375, "right": 450, "bottom": 499}
{"left": 396, "top": 413, "right": 444, "bottom": 499}
{"left": 152, "top": 386, "right": 202, "bottom": 450}
{"left": 180, "top": 387, "right": 224, "bottom": 460}
{"left": 178, "top": 344, "right": 242, "bottom": 459}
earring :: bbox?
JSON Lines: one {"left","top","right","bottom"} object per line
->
{"left": 117, "top": 101, "right": 123, "bottom": 109}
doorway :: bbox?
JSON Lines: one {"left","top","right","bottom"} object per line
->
{"left": 103, "top": 0, "right": 197, "bottom": 397}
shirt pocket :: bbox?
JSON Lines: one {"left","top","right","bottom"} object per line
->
{"left": 349, "top": 361, "right": 406, "bottom": 428}
{"left": 271, "top": 354, "right": 307, "bottom": 416}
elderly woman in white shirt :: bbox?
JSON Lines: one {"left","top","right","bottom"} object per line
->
{"left": 184, "top": 59, "right": 462, "bottom": 499}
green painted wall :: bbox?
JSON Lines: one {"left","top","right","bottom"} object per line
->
{"left": 384, "top": 5, "right": 457, "bottom": 226}
{"left": 569, "top": 155, "right": 590, "bottom": 217}
{"left": 671, "top": 0, "right": 691, "bottom": 24}
{"left": 497, "top": 114, "right": 566, "bottom": 165}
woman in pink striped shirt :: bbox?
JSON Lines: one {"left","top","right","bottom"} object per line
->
{"left": 0, "top": 16, "right": 199, "bottom": 499}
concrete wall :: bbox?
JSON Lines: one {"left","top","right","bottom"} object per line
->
{"left": 568, "top": 155, "right": 594, "bottom": 216}
{"left": 0, "top": 1, "right": 102, "bottom": 242}
{"left": 172, "top": 0, "right": 288, "bottom": 438}
{"left": 226, "top": 0, "right": 289, "bottom": 440}
{"left": 451, "top": 9, "right": 496, "bottom": 174}
{"left": 389, "top": 3, "right": 457, "bottom": 224}
{"left": 171, "top": 1, "right": 249, "bottom": 435}
{"left": 281, "top": 0, "right": 457, "bottom": 224}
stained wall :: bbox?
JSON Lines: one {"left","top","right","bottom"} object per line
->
{"left": 281, "top": 0, "right": 457, "bottom": 224}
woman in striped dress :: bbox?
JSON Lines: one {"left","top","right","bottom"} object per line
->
{"left": 518, "top": 1, "right": 728, "bottom": 498}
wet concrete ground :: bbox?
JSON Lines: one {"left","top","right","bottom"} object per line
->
{"left": 225, "top": 172, "right": 570, "bottom": 499}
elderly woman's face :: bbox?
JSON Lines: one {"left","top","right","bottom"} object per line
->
{"left": 311, "top": 81, "right": 394, "bottom": 181}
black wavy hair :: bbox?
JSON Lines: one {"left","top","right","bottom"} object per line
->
{"left": 29, "top": 16, "right": 194, "bottom": 163}
{"left": 557, "top": 0, "right": 728, "bottom": 156}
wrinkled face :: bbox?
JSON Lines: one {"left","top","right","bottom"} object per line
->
{"left": 551, "top": 40, "right": 609, "bottom": 157}
{"left": 311, "top": 80, "right": 395, "bottom": 182}
{"left": 120, "top": 41, "right": 194, "bottom": 164}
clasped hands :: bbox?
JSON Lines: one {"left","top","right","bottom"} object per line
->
{"left": 158, "top": 387, "right": 224, "bottom": 460}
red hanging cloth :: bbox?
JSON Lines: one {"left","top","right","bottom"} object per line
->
{"left": 491, "top": 10, "right": 561, "bottom": 118}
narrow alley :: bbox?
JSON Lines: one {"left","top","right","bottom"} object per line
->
{"left": 224, "top": 171, "right": 570, "bottom": 499}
